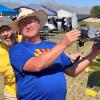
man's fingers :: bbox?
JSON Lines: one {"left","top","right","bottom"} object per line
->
{"left": 66, "top": 29, "right": 81, "bottom": 34}
{"left": 66, "top": 32, "right": 81, "bottom": 42}
{"left": 66, "top": 30, "right": 81, "bottom": 37}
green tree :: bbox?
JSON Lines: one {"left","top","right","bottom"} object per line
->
{"left": 91, "top": 6, "right": 100, "bottom": 18}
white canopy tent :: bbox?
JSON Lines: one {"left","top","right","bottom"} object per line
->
{"left": 57, "top": 9, "right": 73, "bottom": 19}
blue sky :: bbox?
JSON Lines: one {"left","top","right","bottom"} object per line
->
{"left": 1, "top": 0, "right": 100, "bottom": 7}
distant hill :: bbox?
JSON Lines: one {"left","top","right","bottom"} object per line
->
{"left": 0, "top": 1, "right": 23, "bottom": 9}
{"left": 0, "top": 1, "right": 91, "bottom": 15}
{"left": 41, "top": 2, "right": 91, "bottom": 15}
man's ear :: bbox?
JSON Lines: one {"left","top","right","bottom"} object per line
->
{"left": 37, "top": 23, "right": 41, "bottom": 29}
{"left": 12, "top": 29, "right": 16, "bottom": 33}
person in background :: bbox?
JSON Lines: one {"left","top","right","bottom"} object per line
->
{"left": 61, "top": 17, "right": 68, "bottom": 32}
{"left": 9, "top": 8, "right": 100, "bottom": 100}
{"left": 10, "top": 16, "right": 17, "bottom": 21}
{"left": 0, "top": 25, "right": 17, "bottom": 100}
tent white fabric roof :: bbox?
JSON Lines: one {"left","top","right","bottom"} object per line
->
{"left": 57, "top": 9, "right": 73, "bottom": 19}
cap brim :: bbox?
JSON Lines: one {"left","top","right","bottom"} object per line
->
{"left": 10, "top": 10, "right": 48, "bottom": 30}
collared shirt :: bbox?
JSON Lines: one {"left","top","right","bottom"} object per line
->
{"left": 0, "top": 43, "right": 16, "bottom": 95}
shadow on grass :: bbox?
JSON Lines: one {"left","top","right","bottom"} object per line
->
{"left": 87, "top": 71, "right": 100, "bottom": 88}
{"left": 96, "top": 58, "right": 100, "bottom": 62}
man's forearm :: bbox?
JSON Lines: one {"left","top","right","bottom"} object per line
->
{"left": 23, "top": 29, "right": 81, "bottom": 72}
{"left": 23, "top": 38, "right": 69, "bottom": 72}
{"left": 64, "top": 53, "right": 96, "bottom": 77}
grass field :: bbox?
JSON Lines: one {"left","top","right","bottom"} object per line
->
{"left": 0, "top": 33, "right": 100, "bottom": 100}
{"left": 46, "top": 33, "right": 100, "bottom": 100}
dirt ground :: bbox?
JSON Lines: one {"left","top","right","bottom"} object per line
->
{"left": 66, "top": 72, "right": 100, "bottom": 100}
{"left": 83, "top": 18, "right": 100, "bottom": 23}
{"left": 0, "top": 74, "right": 4, "bottom": 100}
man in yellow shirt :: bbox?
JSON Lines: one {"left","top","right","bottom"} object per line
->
{"left": 0, "top": 25, "right": 17, "bottom": 100}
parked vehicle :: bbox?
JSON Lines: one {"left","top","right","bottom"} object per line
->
{"left": 42, "top": 17, "right": 57, "bottom": 33}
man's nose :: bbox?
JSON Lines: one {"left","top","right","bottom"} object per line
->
{"left": 4, "top": 31, "right": 8, "bottom": 35}
{"left": 26, "top": 23, "right": 31, "bottom": 29}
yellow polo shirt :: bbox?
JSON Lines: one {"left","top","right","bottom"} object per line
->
{"left": 0, "top": 43, "right": 16, "bottom": 95}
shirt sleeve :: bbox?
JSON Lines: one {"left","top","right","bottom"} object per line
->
{"left": 9, "top": 45, "right": 33, "bottom": 74}
{"left": 61, "top": 52, "right": 73, "bottom": 69}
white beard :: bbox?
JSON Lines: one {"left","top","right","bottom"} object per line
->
{"left": 2, "top": 38, "right": 16, "bottom": 47}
